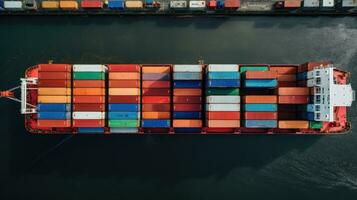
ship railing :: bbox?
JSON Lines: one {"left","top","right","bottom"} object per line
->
{"left": 20, "top": 77, "right": 37, "bottom": 114}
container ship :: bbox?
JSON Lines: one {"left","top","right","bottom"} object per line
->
{"left": 1, "top": 61, "right": 354, "bottom": 134}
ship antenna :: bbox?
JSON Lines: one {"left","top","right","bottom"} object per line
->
{"left": 198, "top": 57, "right": 204, "bottom": 65}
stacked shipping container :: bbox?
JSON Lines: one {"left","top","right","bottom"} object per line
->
{"left": 108, "top": 64, "right": 141, "bottom": 133}
{"left": 141, "top": 65, "right": 171, "bottom": 130}
{"left": 37, "top": 64, "right": 72, "bottom": 128}
{"left": 173, "top": 65, "right": 203, "bottom": 133}
{"left": 206, "top": 64, "right": 241, "bottom": 130}
{"left": 241, "top": 65, "right": 278, "bottom": 128}
{"left": 72, "top": 65, "right": 106, "bottom": 133}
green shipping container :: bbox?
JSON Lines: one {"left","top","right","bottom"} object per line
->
{"left": 309, "top": 121, "right": 323, "bottom": 129}
{"left": 73, "top": 72, "right": 105, "bottom": 80}
{"left": 240, "top": 66, "right": 269, "bottom": 72}
{"left": 109, "top": 120, "right": 139, "bottom": 127}
{"left": 207, "top": 88, "right": 240, "bottom": 95}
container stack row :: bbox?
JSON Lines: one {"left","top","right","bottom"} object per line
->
{"left": 37, "top": 64, "right": 72, "bottom": 128}
{"left": 141, "top": 66, "right": 171, "bottom": 129}
{"left": 72, "top": 65, "right": 106, "bottom": 133}
{"left": 173, "top": 65, "right": 203, "bottom": 133}
{"left": 241, "top": 65, "right": 278, "bottom": 128}
{"left": 108, "top": 64, "right": 141, "bottom": 133}
{"left": 206, "top": 64, "right": 241, "bottom": 129}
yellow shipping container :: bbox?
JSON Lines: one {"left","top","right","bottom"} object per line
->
{"left": 42, "top": 1, "right": 60, "bottom": 9}
{"left": 38, "top": 88, "right": 71, "bottom": 96}
{"left": 125, "top": 1, "right": 143, "bottom": 8}
{"left": 109, "top": 88, "right": 140, "bottom": 95}
{"left": 38, "top": 96, "right": 71, "bottom": 103}
{"left": 59, "top": 1, "right": 78, "bottom": 9}
{"left": 142, "top": 66, "right": 170, "bottom": 73}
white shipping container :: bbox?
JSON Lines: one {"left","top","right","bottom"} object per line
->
{"left": 206, "top": 104, "right": 240, "bottom": 111}
{"left": 73, "top": 112, "right": 105, "bottom": 119}
{"left": 173, "top": 65, "right": 203, "bottom": 72}
{"left": 342, "top": 0, "right": 357, "bottom": 7}
{"left": 206, "top": 96, "right": 241, "bottom": 103}
{"left": 322, "top": 0, "right": 334, "bottom": 7}
{"left": 189, "top": 1, "right": 205, "bottom": 9}
{"left": 207, "top": 64, "right": 239, "bottom": 72}
{"left": 303, "top": 0, "right": 319, "bottom": 7}
{"left": 110, "top": 128, "right": 139, "bottom": 133}
{"left": 4, "top": 1, "right": 23, "bottom": 9}
{"left": 170, "top": 1, "right": 187, "bottom": 8}
{"left": 73, "top": 64, "right": 106, "bottom": 72}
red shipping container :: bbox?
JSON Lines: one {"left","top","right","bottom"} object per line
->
{"left": 269, "top": 66, "right": 297, "bottom": 74}
{"left": 109, "top": 96, "right": 140, "bottom": 104}
{"left": 74, "top": 80, "right": 105, "bottom": 88}
{"left": 73, "top": 119, "right": 105, "bottom": 127}
{"left": 73, "top": 103, "right": 105, "bottom": 111}
{"left": 208, "top": 0, "right": 216, "bottom": 8}
{"left": 173, "top": 96, "right": 202, "bottom": 104}
{"left": 142, "top": 81, "right": 170, "bottom": 88}
{"left": 279, "top": 87, "right": 309, "bottom": 95}
{"left": 38, "top": 72, "right": 71, "bottom": 80}
{"left": 142, "top": 104, "right": 170, "bottom": 112}
{"left": 174, "top": 104, "right": 201, "bottom": 111}
{"left": 245, "top": 71, "right": 277, "bottom": 79}
{"left": 277, "top": 74, "right": 296, "bottom": 82}
{"left": 278, "top": 95, "right": 310, "bottom": 104}
{"left": 38, "top": 64, "right": 71, "bottom": 72}
{"left": 142, "top": 88, "right": 170, "bottom": 96}
{"left": 107, "top": 64, "right": 140, "bottom": 72}
{"left": 245, "top": 112, "right": 277, "bottom": 120}
{"left": 81, "top": 0, "right": 103, "bottom": 8}
{"left": 284, "top": 0, "right": 301, "bottom": 8}
{"left": 38, "top": 79, "right": 71, "bottom": 87}
{"left": 224, "top": 0, "right": 240, "bottom": 9}
{"left": 298, "top": 61, "right": 330, "bottom": 72}
{"left": 143, "top": 96, "right": 170, "bottom": 103}
{"left": 37, "top": 119, "right": 71, "bottom": 127}
{"left": 73, "top": 96, "right": 105, "bottom": 103}
{"left": 206, "top": 111, "right": 240, "bottom": 120}
{"left": 278, "top": 82, "right": 297, "bottom": 87}
{"left": 109, "top": 80, "right": 140, "bottom": 88}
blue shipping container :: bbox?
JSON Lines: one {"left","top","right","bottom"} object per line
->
{"left": 173, "top": 72, "right": 202, "bottom": 80}
{"left": 173, "top": 112, "right": 202, "bottom": 119}
{"left": 307, "top": 104, "right": 314, "bottom": 112}
{"left": 145, "top": 0, "right": 153, "bottom": 5}
{"left": 174, "top": 80, "right": 202, "bottom": 88}
{"left": 207, "top": 72, "right": 240, "bottom": 80}
{"left": 217, "top": 0, "right": 224, "bottom": 8}
{"left": 207, "top": 79, "right": 240, "bottom": 88}
{"left": 38, "top": 103, "right": 70, "bottom": 112}
{"left": 244, "top": 79, "right": 277, "bottom": 88}
{"left": 109, "top": 112, "right": 139, "bottom": 120}
{"left": 109, "top": 104, "right": 139, "bottom": 112}
{"left": 38, "top": 112, "right": 70, "bottom": 120}
{"left": 108, "top": 0, "right": 124, "bottom": 9}
{"left": 297, "top": 72, "right": 307, "bottom": 80}
{"left": 142, "top": 120, "right": 170, "bottom": 128}
{"left": 78, "top": 128, "right": 104, "bottom": 133}
{"left": 174, "top": 128, "right": 202, "bottom": 133}
{"left": 110, "top": 127, "right": 139, "bottom": 133}
{"left": 245, "top": 120, "right": 277, "bottom": 128}
{"left": 244, "top": 104, "right": 277, "bottom": 112}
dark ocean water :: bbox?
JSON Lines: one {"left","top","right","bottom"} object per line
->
{"left": 0, "top": 16, "right": 357, "bottom": 200}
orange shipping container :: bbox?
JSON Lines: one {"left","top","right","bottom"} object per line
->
{"left": 142, "top": 112, "right": 170, "bottom": 119}
{"left": 73, "top": 88, "right": 105, "bottom": 96}
{"left": 279, "top": 87, "right": 309, "bottom": 95}
{"left": 38, "top": 64, "right": 71, "bottom": 72}
{"left": 59, "top": 1, "right": 78, "bottom": 9}
{"left": 73, "top": 80, "right": 105, "bottom": 88}
{"left": 38, "top": 88, "right": 71, "bottom": 96}
{"left": 174, "top": 89, "right": 201, "bottom": 96}
{"left": 38, "top": 96, "right": 71, "bottom": 103}
{"left": 245, "top": 71, "right": 277, "bottom": 79}
{"left": 142, "top": 66, "right": 170, "bottom": 73}
{"left": 277, "top": 74, "right": 296, "bottom": 82}
{"left": 37, "top": 120, "right": 71, "bottom": 127}
{"left": 173, "top": 120, "right": 202, "bottom": 128}
{"left": 278, "top": 96, "right": 310, "bottom": 104}
{"left": 109, "top": 88, "right": 140, "bottom": 95}
{"left": 269, "top": 66, "right": 297, "bottom": 74}
{"left": 278, "top": 120, "right": 309, "bottom": 129}
{"left": 207, "top": 120, "right": 240, "bottom": 128}
{"left": 243, "top": 95, "right": 277, "bottom": 103}
{"left": 109, "top": 72, "right": 140, "bottom": 80}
